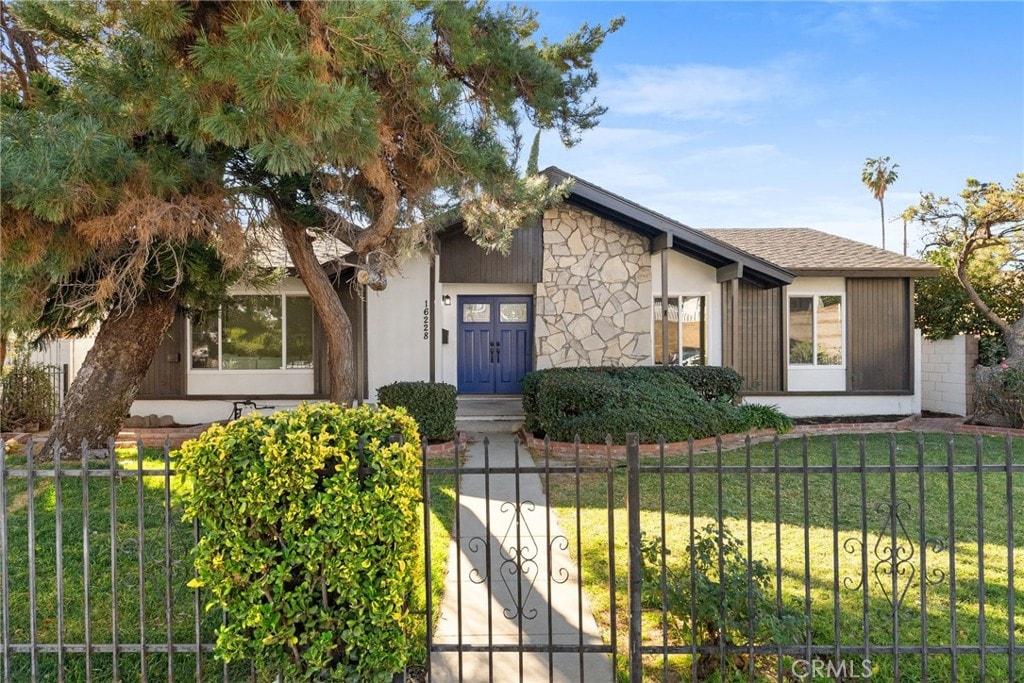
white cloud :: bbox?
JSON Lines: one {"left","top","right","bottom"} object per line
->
{"left": 680, "top": 144, "right": 779, "bottom": 165}
{"left": 790, "top": 3, "right": 915, "bottom": 45}
{"left": 600, "top": 61, "right": 801, "bottom": 122}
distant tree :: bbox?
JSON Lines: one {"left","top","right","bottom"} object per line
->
{"left": 914, "top": 246, "right": 1024, "bottom": 365}
{"left": 905, "top": 175, "right": 1024, "bottom": 366}
{"left": 862, "top": 156, "right": 899, "bottom": 251}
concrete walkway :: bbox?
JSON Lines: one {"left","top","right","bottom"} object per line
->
{"left": 430, "top": 430, "right": 613, "bottom": 682}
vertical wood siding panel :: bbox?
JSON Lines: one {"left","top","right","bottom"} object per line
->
{"left": 723, "top": 282, "right": 782, "bottom": 392}
{"left": 439, "top": 225, "right": 542, "bottom": 283}
{"left": 137, "top": 314, "right": 187, "bottom": 399}
{"left": 848, "top": 278, "right": 911, "bottom": 391}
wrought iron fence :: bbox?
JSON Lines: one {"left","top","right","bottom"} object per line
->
{"left": 0, "top": 440, "right": 228, "bottom": 683}
{"left": 2, "top": 431, "right": 1022, "bottom": 682}
{"left": 620, "top": 431, "right": 1022, "bottom": 682}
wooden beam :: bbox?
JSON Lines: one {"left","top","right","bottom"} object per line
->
{"left": 661, "top": 249, "right": 670, "bottom": 365}
{"left": 650, "top": 233, "right": 673, "bottom": 253}
{"left": 716, "top": 262, "right": 744, "bottom": 283}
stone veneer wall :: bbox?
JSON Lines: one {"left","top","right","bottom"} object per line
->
{"left": 535, "top": 206, "right": 652, "bottom": 368}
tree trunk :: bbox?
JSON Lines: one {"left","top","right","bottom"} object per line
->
{"left": 42, "top": 293, "right": 177, "bottom": 458}
{"left": 1006, "top": 314, "right": 1024, "bottom": 366}
{"left": 879, "top": 199, "right": 886, "bottom": 250}
{"left": 279, "top": 218, "right": 356, "bottom": 404}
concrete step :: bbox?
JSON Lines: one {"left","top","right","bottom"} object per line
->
{"left": 454, "top": 418, "right": 524, "bottom": 435}
{"left": 456, "top": 396, "right": 524, "bottom": 419}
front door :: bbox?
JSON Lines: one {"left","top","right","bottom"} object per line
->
{"left": 457, "top": 295, "right": 533, "bottom": 394}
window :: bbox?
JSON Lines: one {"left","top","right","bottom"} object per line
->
{"left": 190, "top": 295, "right": 314, "bottom": 370}
{"left": 653, "top": 296, "right": 706, "bottom": 365}
{"left": 462, "top": 303, "right": 490, "bottom": 323}
{"left": 788, "top": 295, "right": 843, "bottom": 366}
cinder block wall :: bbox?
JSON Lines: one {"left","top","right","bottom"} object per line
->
{"left": 920, "top": 335, "right": 979, "bottom": 416}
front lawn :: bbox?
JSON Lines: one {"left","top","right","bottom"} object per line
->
{"left": 1, "top": 446, "right": 454, "bottom": 682}
{"left": 543, "top": 432, "right": 1024, "bottom": 682}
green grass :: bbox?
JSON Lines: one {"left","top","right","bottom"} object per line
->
{"left": 542, "top": 432, "right": 1024, "bottom": 682}
{"left": 2, "top": 447, "right": 456, "bottom": 682}
{"left": 410, "top": 457, "right": 457, "bottom": 669}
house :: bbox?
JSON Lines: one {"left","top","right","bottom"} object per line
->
{"left": 115, "top": 167, "right": 939, "bottom": 423}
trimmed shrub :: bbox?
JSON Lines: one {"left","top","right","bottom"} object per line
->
{"left": 666, "top": 365, "right": 744, "bottom": 402}
{"left": 377, "top": 381, "right": 457, "bottom": 442}
{"left": 523, "top": 366, "right": 790, "bottom": 444}
{"left": 0, "top": 360, "right": 57, "bottom": 431}
{"left": 178, "top": 403, "right": 422, "bottom": 682}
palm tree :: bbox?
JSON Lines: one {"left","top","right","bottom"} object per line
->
{"left": 862, "top": 156, "right": 899, "bottom": 250}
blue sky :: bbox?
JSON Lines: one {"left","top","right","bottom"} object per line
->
{"left": 529, "top": 1, "right": 1024, "bottom": 255}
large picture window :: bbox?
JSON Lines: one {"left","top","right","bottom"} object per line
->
{"left": 653, "top": 296, "right": 706, "bottom": 365}
{"left": 190, "top": 295, "right": 314, "bottom": 370}
{"left": 788, "top": 295, "right": 843, "bottom": 366}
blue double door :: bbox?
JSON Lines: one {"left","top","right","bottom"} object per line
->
{"left": 457, "top": 295, "right": 533, "bottom": 394}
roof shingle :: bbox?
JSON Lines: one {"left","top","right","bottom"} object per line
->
{"left": 702, "top": 228, "right": 940, "bottom": 276}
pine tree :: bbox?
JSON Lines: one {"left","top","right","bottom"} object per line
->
{"left": 3, "top": 0, "right": 622, "bottom": 444}
{"left": 2, "top": 2, "right": 248, "bottom": 453}
{"left": 138, "top": 0, "right": 622, "bottom": 403}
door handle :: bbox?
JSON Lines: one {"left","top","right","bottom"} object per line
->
{"left": 489, "top": 341, "right": 495, "bottom": 364}
{"left": 494, "top": 341, "right": 500, "bottom": 364}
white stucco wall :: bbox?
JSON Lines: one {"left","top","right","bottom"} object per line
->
{"left": 130, "top": 399, "right": 313, "bottom": 426}
{"left": 365, "top": 255, "right": 432, "bottom": 400}
{"left": 920, "top": 334, "right": 976, "bottom": 416}
{"left": 438, "top": 282, "right": 535, "bottom": 388}
{"left": 650, "top": 250, "right": 722, "bottom": 366}
{"left": 742, "top": 394, "right": 918, "bottom": 418}
{"left": 26, "top": 336, "right": 95, "bottom": 383}
{"left": 784, "top": 277, "right": 847, "bottom": 392}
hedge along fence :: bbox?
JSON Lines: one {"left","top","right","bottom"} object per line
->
{"left": 177, "top": 403, "right": 422, "bottom": 682}
{"left": 377, "top": 381, "right": 457, "bottom": 442}
{"left": 521, "top": 366, "right": 790, "bottom": 445}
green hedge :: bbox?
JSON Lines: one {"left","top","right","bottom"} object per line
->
{"left": 178, "top": 403, "right": 422, "bottom": 682}
{"left": 522, "top": 366, "right": 789, "bottom": 444}
{"left": 377, "top": 381, "right": 457, "bottom": 442}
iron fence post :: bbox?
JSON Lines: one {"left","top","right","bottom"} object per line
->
{"left": 626, "top": 433, "right": 642, "bottom": 683}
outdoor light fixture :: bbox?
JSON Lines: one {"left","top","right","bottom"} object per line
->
{"left": 442, "top": 295, "right": 452, "bottom": 305}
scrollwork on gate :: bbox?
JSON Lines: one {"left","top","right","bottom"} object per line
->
{"left": 843, "top": 499, "right": 947, "bottom": 615}
{"left": 465, "top": 500, "right": 569, "bottom": 621}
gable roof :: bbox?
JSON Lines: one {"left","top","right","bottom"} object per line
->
{"left": 541, "top": 167, "right": 794, "bottom": 288}
{"left": 702, "top": 228, "right": 942, "bottom": 277}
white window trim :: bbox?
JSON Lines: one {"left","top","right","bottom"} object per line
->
{"left": 787, "top": 293, "right": 846, "bottom": 368}
{"left": 652, "top": 292, "right": 711, "bottom": 366}
{"left": 188, "top": 293, "right": 314, "bottom": 373}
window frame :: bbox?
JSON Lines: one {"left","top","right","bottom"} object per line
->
{"left": 188, "top": 293, "right": 315, "bottom": 372}
{"left": 653, "top": 293, "right": 708, "bottom": 366}
{"left": 787, "top": 293, "right": 846, "bottom": 368}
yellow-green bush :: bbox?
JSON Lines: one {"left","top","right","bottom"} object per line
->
{"left": 178, "top": 403, "right": 422, "bottom": 682}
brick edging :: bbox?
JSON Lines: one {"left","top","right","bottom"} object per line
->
{"left": 520, "top": 418, "right": 1023, "bottom": 457}
{"left": 952, "top": 423, "right": 1024, "bottom": 437}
